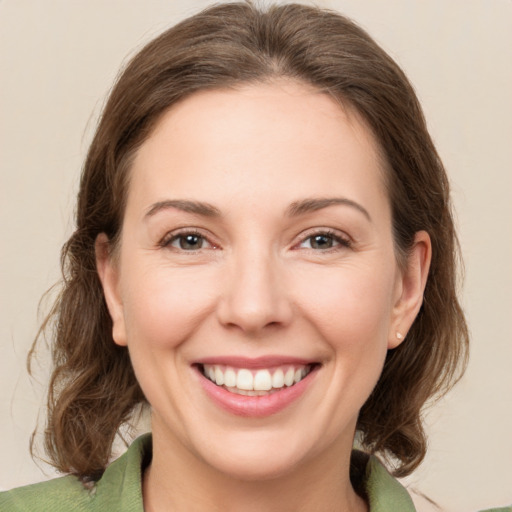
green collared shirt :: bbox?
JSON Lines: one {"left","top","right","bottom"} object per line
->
{"left": 1, "top": 434, "right": 510, "bottom": 511}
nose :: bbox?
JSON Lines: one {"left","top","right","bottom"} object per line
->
{"left": 216, "top": 246, "right": 293, "bottom": 335}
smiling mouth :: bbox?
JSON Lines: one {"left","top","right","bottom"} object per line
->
{"left": 199, "top": 363, "right": 316, "bottom": 396}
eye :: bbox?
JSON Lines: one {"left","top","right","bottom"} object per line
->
{"left": 298, "top": 231, "right": 351, "bottom": 251}
{"left": 163, "top": 231, "right": 215, "bottom": 251}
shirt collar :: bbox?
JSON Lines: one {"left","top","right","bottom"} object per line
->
{"left": 97, "top": 434, "right": 416, "bottom": 511}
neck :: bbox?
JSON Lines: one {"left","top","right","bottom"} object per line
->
{"left": 143, "top": 425, "right": 368, "bottom": 512}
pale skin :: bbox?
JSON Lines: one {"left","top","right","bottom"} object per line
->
{"left": 96, "top": 81, "right": 431, "bottom": 512}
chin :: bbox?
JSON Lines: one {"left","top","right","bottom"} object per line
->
{"left": 190, "top": 422, "right": 336, "bottom": 483}
{"left": 204, "top": 443, "right": 308, "bottom": 482}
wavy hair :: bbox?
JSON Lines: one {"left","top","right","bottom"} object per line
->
{"left": 30, "top": 1, "right": 469, "bottom": 480}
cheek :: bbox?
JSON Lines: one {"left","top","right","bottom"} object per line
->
{"left": 121, "top": 263, "right": 217, "bottom": 350}
{"left": 292, "top": 262, "right": 396, "bottom": 350}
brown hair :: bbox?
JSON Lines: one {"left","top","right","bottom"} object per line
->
{"left": 31, "top": 1, "right": 468, "bottom": 480}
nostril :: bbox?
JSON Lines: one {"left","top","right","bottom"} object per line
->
{"left": 215, "top": 262, "right": 293, "bottom": 333}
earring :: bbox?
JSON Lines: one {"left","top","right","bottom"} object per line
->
{"left": 396, "top": 331, "right": 404, "bottom": 340}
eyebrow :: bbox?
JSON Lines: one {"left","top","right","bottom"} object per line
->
{"left": 144, "top": 197, "right": 371, "bottom": 222}
{"left": 286, "top": 197, "right": 371, "bottom": 222}
{"left": 144, "top": 199, "right": 221, "bottom": 219}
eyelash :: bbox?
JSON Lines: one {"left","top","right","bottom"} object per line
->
{"left": 159, "top": 228, "right": 352, "bottom": 253}
{"left": 294, "top": 229, "right": 352, "bottom": 252}
{"left": 160, "top": 229, "right": 216, "bottom": 252}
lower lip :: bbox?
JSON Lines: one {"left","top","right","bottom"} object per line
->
{"left": 196, "top": 367, "right": 317, "bottom": 418}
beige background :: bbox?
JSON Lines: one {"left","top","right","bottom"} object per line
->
{"left": 1, "top": 1, "right": 511, "bottom": 510}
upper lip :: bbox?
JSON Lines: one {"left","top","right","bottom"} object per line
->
{"left": 194, "top": 355, "right": 317, "bottom": 369}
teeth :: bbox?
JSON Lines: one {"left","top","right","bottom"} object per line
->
{"left": 224, "top": 368, "right": 236, "bottom": 387}
{"left": 214, "top": 367, "right": 224, "bottom": 386}
{"left": 272, "top": 369, "right": 284, "bottom": 389}
{"left": 237, "top": 369, "right": 253, "bottom": 390}
{"left": 284, "top": 368, "right": 295, "bottom": 387}
{"left": 202, "top": 364, "right": 312, "bottom": 394}
{"left": 253, "top": 370, "right": 272, "bottom": 391}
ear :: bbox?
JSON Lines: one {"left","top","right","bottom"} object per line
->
{"left": 388, "top": 230, "right": 432, "bottom": 349}
{"left": 95, "top": 233, "right": 127, "bottom": 346}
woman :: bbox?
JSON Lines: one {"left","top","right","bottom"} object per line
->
{"left": 2, "top": 2, "right": 506, "bottom": 511}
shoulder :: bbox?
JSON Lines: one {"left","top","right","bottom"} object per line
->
{"left": 358, "top": 452, "right": 416, "bottom": 512}
{"left": 353, "top": 451, "right": 512, "bottom": 512}
{"left": 363, "top": 455, "right": 511, "bottom": 512}
{"left": 0, "top": 434, "right": 151, "bottom": 512}
{"left": 0, "top": 475, "right": 92, "bottom": 511}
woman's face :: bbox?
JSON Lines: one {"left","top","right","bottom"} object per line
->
{"left": 98, "top": 81, "right": 428, "bottom": 480}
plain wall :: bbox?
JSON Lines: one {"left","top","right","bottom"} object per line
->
{"left": 1, "top": 1, "right": 511, "bottom": 510}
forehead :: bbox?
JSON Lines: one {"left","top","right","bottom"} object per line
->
{"left": 126, "top": 81, "right": 388, "bottom": 219}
